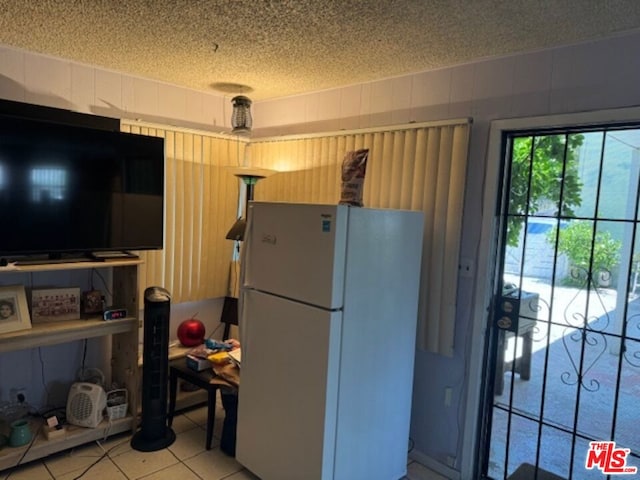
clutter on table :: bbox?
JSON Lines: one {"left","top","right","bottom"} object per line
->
{"left": 185, "top": 338, "right": 241, "bottom": 372}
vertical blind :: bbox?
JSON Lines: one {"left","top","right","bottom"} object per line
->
{"left": 249, "top": 120, "right": 471, "bottom": 355}
{"left": 121, "top": 121, "right": 242, "bottom": 307}
{"left": 121, "top": 119, "right": 470, "bottom": 355}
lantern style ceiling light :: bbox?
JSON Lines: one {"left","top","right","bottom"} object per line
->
{"left": 231, "top": 95, "right": 252, "bottom": 135}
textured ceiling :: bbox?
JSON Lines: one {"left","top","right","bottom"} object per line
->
{"left": 1, "top": 1, "right": 640, "bottom": 100}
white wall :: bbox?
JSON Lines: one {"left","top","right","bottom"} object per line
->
{"left": 0, "top": 45, "right": 231, "bottom": 133}
{"left": 2, "top": 29, "right": 640, "bottom": 477}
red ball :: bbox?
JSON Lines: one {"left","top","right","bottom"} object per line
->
{"left": 177, "top": 318, "right": 206, "bottom": 347}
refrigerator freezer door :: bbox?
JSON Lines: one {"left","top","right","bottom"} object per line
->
{"left": 236, "top": 290, "right": 342, "bottom": 480}
{"left": 244, "top": 202, "right": 348, "bottom": 310}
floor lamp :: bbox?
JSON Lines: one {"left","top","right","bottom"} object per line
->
{"left": 225, "top": 167, "right": 275, "bottom": 242}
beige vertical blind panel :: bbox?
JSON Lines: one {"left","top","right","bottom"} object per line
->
{"left": 250, "top": 120, "right": 470, "bottom": 356}
{"left": 121, "top": 121, "right": 241, "bottom": 307}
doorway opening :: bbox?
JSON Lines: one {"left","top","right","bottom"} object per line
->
{"left": 480, "top": 122, "right": 640, "bottom": 479}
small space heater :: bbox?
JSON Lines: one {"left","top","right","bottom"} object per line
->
{"left": 66, "top": 382, "right": 107, "bottom": 428}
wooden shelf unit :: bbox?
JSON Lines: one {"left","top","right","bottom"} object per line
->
{"left": 0, "top": 416, "right": 133, "bottom": 471}
{"left": 0, "top": 317, "right": 137, "bottom": 353}
{"left": 0, "top": 259, "right": 141, "bottom": 471}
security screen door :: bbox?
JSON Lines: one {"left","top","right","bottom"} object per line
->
{"left": 481, "top": 125, "right": 640, "bottom": 479}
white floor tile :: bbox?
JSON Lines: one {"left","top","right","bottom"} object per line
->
{"left": 183, "top": 406, "right": 209, "bottom": 427}
{"left": 137, "top": 462, "right": 202, "bottom": 480}
{"left": 110, "top": 447, "right": 179, "bottom": 479}
{"left": 44, "top": 442, "right": 106, "bottom": 477}
{"left": 224, "top": 469, "right": 260, "bottom": 480}
{"left": 168, "top": 427, "right": 208, "bottom": 460}
{"left": 100, "top": 433, "right": 134, "bottom": 458}
{"left": 56, "top": 456, "right": 127, "bottom": 480}
{"left": 0, "top": 461, "right": 53, "bottom": 480}
{"left": 183, "top": 448, "right": 244, "bottom": 480}
{"left": 170, "top": 414, "right": 201, "bottom": 435}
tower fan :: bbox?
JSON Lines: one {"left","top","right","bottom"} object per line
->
{"left": 131, "top": 286, "right": 176, "bottom": 451}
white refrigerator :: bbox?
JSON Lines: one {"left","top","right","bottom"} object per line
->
{"left": 236, "top": 202, "right": 424, "bottom": 480}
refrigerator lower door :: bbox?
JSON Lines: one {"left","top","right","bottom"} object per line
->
{"left": 236, "top": 289, "right": 342, "bottom": 480}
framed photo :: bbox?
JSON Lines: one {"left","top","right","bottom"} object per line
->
{"left": 0, "top": 285, "right": 32, "bottom": 334}
{"left": 81, "top": 290, "right": 104, "bottom": 315}
{"left": 31, "top": 287, "right": 81, "bottom": 323}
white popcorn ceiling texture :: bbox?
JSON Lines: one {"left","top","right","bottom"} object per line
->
{"left": 0, "top": 0, "right": 639, "bottom": 100}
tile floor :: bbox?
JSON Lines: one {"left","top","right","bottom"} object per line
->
{"left": 0, "top": 394, "right": 447, "bottom": 480}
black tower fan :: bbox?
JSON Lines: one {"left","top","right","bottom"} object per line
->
{"left": 131, "top": 286, "right": 176, "bottom": 451}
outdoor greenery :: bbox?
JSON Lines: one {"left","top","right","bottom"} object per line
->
{"left": 506, "top": 134, "right": 584, "bottom": 247}
{"left": 547, "top": 220, "right": 622, "bottom": 285}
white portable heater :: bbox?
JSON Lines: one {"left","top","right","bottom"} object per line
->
{"left": 66, "top": 382, "right": 107, "bottom": 428}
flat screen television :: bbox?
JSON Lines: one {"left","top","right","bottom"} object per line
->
{"left": 0, "top": 114, "right": 164, "bottom": 261}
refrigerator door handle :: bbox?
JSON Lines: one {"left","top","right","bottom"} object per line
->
{"left": 237, "top": 205, "right": 254, "bottom": 348}
{"left": 240, "top": 203, "right": 254, "bottom": 289}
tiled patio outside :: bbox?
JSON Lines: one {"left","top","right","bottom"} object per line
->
{"left": 489, "top": 276, "right": 640, "bottom": 479}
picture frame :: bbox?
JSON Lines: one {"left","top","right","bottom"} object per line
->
{"left": 81, "top": 289, "right": 104, "bottom": 315}
{"left": 31, "top": 287, "right": 81, "bottom": 323}
{"left": 0, "top": 285, "right": 32, "bottom": 334}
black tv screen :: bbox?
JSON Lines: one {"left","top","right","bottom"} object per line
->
{"left": 0, "top": 115, "right": 164, "bottom": 258}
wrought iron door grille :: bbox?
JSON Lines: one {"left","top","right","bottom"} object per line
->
{"left": 482, "top": 125, "right": 640, "bottom": 479}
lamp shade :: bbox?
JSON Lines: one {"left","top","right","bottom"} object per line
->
{"left": 225, "top": 167, "right": 277, "bottom": 241}
{"left": 231, "top": 96, "right": 252, "bottom": 134}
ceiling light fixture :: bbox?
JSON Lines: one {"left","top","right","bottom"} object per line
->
{"left": 210, "top": 82, "right": 254, "bottom": 94}
{"left": 231, "top": 95, "right": 252, "bottom": 135}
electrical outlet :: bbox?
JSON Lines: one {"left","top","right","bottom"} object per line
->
{"left": 444, "top": 386, "right": 452, "bottom": 407}
{"left": 10, "top": 387, "right": 27, "bottom": 404}
{"left": 459, "top": 257, "right": 474, "bottom": 277}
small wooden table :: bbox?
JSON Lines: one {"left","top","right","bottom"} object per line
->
{"left": 167, "top": 359, "right": 238, "bottom": 454}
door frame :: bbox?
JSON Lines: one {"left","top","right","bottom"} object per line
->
{"left": 460, "top": 106, "right": 640, "bottom": 479}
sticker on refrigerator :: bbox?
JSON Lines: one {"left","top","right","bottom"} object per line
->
{"left": 262, "top": 234, "right": 277, "bottom": 244}
{"left": 322, "top": 220, "right": 331, "bottom": 232}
